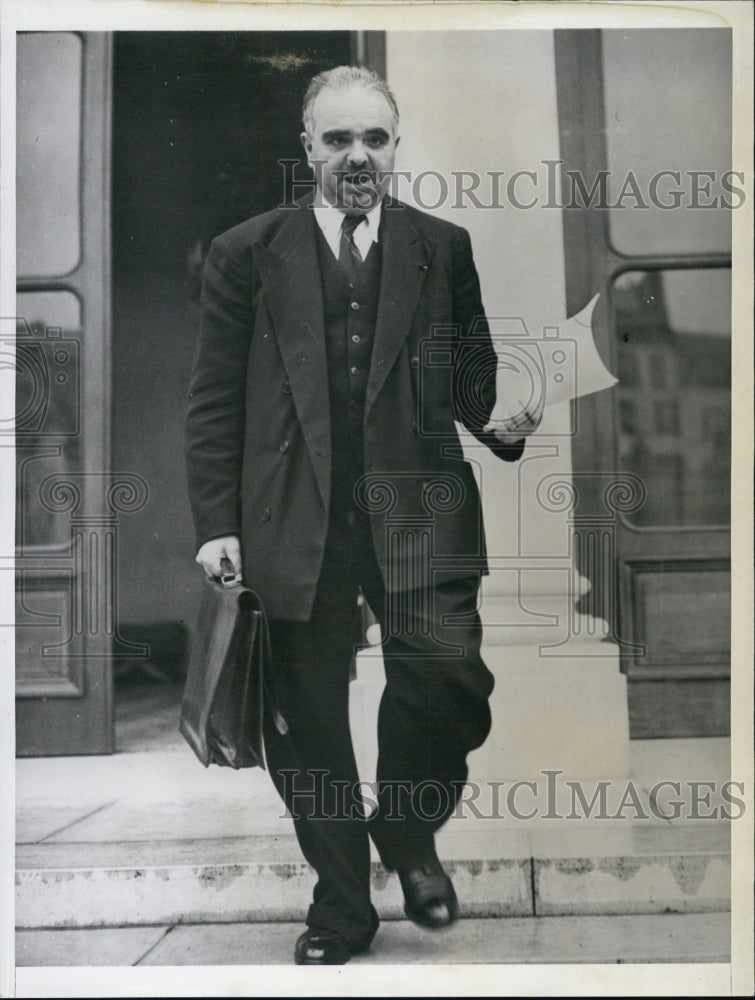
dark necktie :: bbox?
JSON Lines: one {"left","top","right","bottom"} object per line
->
{"left": 339, "top": 214, "right": 365, "bottom": 285}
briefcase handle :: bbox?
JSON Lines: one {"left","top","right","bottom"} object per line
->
{"left": 219, "top": 556, "right": 242, "bottom": 588}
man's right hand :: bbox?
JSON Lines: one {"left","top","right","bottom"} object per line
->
{"left": 195, "top": 535, "right": 243, "bottom": 582}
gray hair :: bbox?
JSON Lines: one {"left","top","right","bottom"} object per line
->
{"left": 302, "top": 65, "right": 399, "bottom": 138}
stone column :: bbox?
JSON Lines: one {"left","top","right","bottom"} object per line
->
{"left": 467, "top": 394, "right": 632, "bottom": 786}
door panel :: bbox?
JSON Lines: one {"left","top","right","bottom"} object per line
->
{"left": 15, "top": 32, "right": 116, "bottom": 755}
{"left": 623, "top": 561, "right": 731, "bottom": 671}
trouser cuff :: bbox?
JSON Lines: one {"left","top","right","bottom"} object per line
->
{"left": 306, "top": 901, "right": 379, "bottom": 952}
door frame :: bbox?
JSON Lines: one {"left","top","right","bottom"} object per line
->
{"left": 16, "top": 32, "right": 121, "bottom": 755}
{"left": 553, "top": 29, "right": 731, "bottom": 737}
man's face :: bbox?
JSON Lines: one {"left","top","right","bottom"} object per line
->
{"left": 302, "top": 84, "right": 399, "bottom": 214}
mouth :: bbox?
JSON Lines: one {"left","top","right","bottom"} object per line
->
{"left": 343, "top": 170, "right": 376, "bottom": 187}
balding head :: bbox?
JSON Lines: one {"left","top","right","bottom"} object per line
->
{"left": 302, "top": 65, "right": 399, "bottom": 141}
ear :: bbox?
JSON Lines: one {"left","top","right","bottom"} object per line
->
{"left": 300, "top": 131, "right": 312, "bottom": 161}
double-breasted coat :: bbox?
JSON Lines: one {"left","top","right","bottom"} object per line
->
{"left": 185, "top": 193, "right": 523, "bottom": 622}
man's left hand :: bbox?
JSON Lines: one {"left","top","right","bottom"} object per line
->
{"left": 484, "top": 399, "right": 544, "bottom": 445}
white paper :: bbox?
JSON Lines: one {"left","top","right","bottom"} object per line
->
{"left": 484, "top": 294, "right": 617, "bottom": 431}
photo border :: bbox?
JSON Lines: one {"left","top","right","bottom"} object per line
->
{"left": 2, "top": 2, "right": 752, "bottom": 997}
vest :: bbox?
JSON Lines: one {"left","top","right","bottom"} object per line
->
{"left": 314, "top": 225, "right": 383, "bottom": 508}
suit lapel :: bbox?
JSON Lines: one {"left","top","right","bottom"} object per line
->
{"left": 254, "top": 199, "right": 331, "bottom": 509}
{"left": 366, "top": 202, "right": 434, "bottom": 417}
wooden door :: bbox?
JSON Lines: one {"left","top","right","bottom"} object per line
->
{"left": 15, "top": 32, "right": 145, "bottom": 755}
{"left": 554, "top": 30, "right": 732, "bottom": 737}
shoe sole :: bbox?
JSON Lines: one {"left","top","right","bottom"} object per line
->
{"left": 294, "top": 953, "right": 353, "bottom": 965}
{"left": 403, "top": 900, "right": 460, "bottom": 931}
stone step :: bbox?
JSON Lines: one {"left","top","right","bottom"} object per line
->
{"left": 15, "top": 825, "right": 730, "bottom": 929}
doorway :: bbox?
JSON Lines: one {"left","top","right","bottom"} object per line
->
{"left": 110, "top": 31, "right": 352, "bottom": 749}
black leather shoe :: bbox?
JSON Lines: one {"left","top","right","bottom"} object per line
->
{"left": 398, "top": 854, "right": 460, "bottom": 930}
{"left": 294, "top": 927, "right": 354, "bottom": 965}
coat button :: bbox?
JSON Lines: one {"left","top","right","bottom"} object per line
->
{"left": 282, "top": 379, "right": 292, "bottom": 394}
{"left": 351, "top": 334, "right": 361, "bottom": 344}
{"left": 410, "top": 356, "right": 420, "bottom": 369}
{"left": 350, "top": 301, "right": 360, "bottom": 311}
{"left": 261, "top": 507, "right": 271, "bottom": 521}
{"left": 350, "top": 366, "right": 360, "bottom": 376}
{"left": 279, "top": 440, "right": 289, "bottom": 453}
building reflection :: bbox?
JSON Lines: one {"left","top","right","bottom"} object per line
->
{"left": 613, "top": 269, "right": 730, "bottom": 527}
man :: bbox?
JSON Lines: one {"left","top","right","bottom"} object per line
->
{"left": 185, "top": 65, "right": 540, "bottom": 964}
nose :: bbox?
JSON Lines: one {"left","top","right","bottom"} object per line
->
{"left": 347, "top": 140, "right": 369, "bottom": 168}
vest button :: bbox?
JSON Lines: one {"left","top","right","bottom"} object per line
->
{"left": 410, "top": 356, "right": 420, "bottom": 369}
{"left": 350, "top": 366, "right": 360, "bottom": 376}
{"left": 350, "top": 301, "right": 360, "bottom": 311}
{"left": 351, "top": 334, "right": 361, "bottom": 344}
{"left": 282, "top": 379, "right": 292, "bottom": 394}
{"left": 261, "top": 507, "right": 271, "bottom": 521}
{"left": 279, "top": 440, "right": 289, "bottom": 453}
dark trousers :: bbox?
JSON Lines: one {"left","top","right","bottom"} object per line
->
{"left": 262, "top": 506, "right": 494, "bottom": 948}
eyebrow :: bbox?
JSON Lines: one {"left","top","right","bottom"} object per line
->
{"left": 321, "top": 127, "right": 391, "bottom": 141}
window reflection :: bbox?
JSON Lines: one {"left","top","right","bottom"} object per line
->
{"left": 614, "top": 268, "right": 730, "bottom": 527}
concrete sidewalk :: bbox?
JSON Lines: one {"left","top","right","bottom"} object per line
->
{"left": 13, "top": 680, "right": 733, "bottom": 966}
{"left": 16, "top": 913, "right": 731, "bottom": 967}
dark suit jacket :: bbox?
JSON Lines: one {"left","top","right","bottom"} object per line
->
{"left": 185, "top": 193, "right": 524, "bottom": 621}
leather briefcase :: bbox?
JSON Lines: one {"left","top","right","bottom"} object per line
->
{"left": 179, "top": 575, "right": 286, "bottom": 769}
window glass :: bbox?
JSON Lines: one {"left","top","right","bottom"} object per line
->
{"left": 614, "top": 268, "right": 730, "bottom": 526}
{"left": 603, "top": 29, "right": 732, "bottom": 256}
{"left": 15, "top": 291, "right": 82, "bottom": 548}
{"left": 17, "top": 32, "right": 82, "bottom": 277}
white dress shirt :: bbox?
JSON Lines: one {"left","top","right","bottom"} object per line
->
{"left": 313, "top": 197, "right": 383, "bottom": 263}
